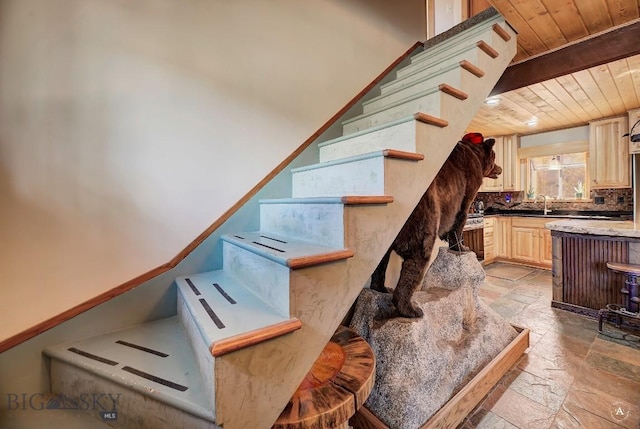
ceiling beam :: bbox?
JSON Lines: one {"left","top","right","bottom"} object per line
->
{"left": 490, "top": 19, "right": 640, "bottom": 96}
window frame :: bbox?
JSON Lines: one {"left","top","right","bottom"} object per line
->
{"left": 518, "top": 140, "right": 590, "bottom": 201}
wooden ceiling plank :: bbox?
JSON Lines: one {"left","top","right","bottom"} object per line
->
{"left": 555, "top": 74, "right": 603, "bottom": 120}
{"left": 503, "top": 89, "right": 565, "bottom": 127}
{"left": 490, "top": 19, "right": 640, "bottom": 95}
{"left": 575, "top": 0, "right": 615, "bottom": 33}
{"left": 538, "top": 0, "right": 590, "bottom": 41}
{"left": 625, "top": 54, "right": 640, "bottom": 108}
{"left": 587, "top": 63, "right": 627, "bottom": 114}
{"left": 606, "top": 58, "right": 640, "bottom": 111}
{"left": 539, "top": 79, "right": 593, "bottom": 123}
{"left": 604, "top": 0, "right": 640, "bottom": 26}
{"left": 526, "top": 82, "right": 585, "bottom": 124}
{"left": 489, "top": 0, "right": 549, "bottom": 56}
{"left": 510, "top": 0, "right": 569, "bottom": 50}
{"left": 571, "top": 69, "right": 616, "bottom": 118}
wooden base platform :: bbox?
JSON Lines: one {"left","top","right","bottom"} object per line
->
{"left": 273, "top": 326, "right": 375, "bottom": 429}
{"left": 349, "top": 327, "right": 529, "bottom": 429}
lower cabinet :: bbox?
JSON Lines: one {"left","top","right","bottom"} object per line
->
{"left": 510, "top": 217, "right": 552, "bottom": 268}
{"left": 483, "top": 217, "right": 496, "bottom": 263}
{"left": 495, "top": 217, "right": 511, "bottom": 259}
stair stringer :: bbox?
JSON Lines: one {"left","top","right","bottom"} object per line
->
{"left": 213, "top": 22, "right": 517, "bottom": 429}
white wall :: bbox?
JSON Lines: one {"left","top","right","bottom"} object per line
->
{"left": 0, "top": 0, "right": 425, "bottom": 342}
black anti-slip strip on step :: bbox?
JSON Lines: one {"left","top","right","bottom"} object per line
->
{"left": 185, "top": 278, "right": 201, "bottom": 296}
{"left": 213, "top": 283, "right": 237, "bottom": 304}
{"left": 115, "top": 340, "right": 169, "bottom": 358}
{"left": 260, "top": 235, "right": 287, "bottom": 244}
{"left": 68, "top": 347, "right": 118, "bottom": 366}
{"left": 121, "top": 366, "right": 188, "bottom": 392}
{"left": 233, "top": 235, "right": 245, "bottom": 240}
{"left": 199, "top": 298, "right": 225, "bottom": 329}
{"left": 253, "top": 241, "right": 285, "bottom": 253}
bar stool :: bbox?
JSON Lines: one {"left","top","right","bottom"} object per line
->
{"left": 598, "top": 262, "right": 640, "bottom": 333}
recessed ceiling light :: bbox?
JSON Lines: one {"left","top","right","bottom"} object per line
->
{"left": 485, "top": 97, "right": 500, "bottom": 105}
{"left": 526, "top": 119, "right": 538, "bottom": 127}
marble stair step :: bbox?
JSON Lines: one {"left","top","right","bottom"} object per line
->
{"left": 221, "top": 231, "right": 354, "bottom": 270}
{"left": 381, "top": 44, "right": 485, "bottom": 95}
{"left": 318, "top": 113, "right": 447, "bottom": 163}
{"left": 363, "top": 62, "right": 480, "bottom": 113}
{"left": 291, "top": 149, "right": 424, "bottom": 198}
{"left": 341, "top": 85, "right": 466, "bottom": 135}
{"left": 43, "top": 317, "right": 219, "bottom": 429}
{"left": 259, "top": 196, "right": 394, "bottom": 248}
{"left": 404, "top": 15, "right": 506, "bottom": 72}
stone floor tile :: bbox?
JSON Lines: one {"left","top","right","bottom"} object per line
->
{"left": 510, "top": 309, "right": 555, "bottom": 336}
{"left": 584, "top": 351, "right": 640, "bottom": 382}
{"left": 479, "top": 288, "right": 502, "bottom": 301}
{"left": 501, "top": 368, "right": 568, "bottom": 412}
{"left": 502, "top": 290, "right": 541, "bottom": 305}
{"left": 489, "top": 298, "right": 528, "bottom": 320}
{"left": 465, "top": 408, "right": 518, "bottom": 429}
{"left": 571, "top": 364, "right": 640, "bottom": 405}
{"left": 552, "top": 401, "right": 627, "bottom": 429}
{"left": 483, "top": 386, "right": 556, "bottom": 429}
{"left": 563, "top": 386, "right": 639, "bottom": 429}
{"left": 516, "top": 353, "right": 574, "bottom": 390}
{"left": 597, "top": 328, "right": 640, "bottom": 350}
{"left": 590, "top": 336, "right": 640, "bottom": 367}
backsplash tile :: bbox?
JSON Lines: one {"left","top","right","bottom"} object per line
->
{"left": 476, "top": 188, "right": 633, "bottom": 212}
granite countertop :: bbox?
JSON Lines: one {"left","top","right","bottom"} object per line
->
{"left": 545, "top": 219, "right": 640, "bottom": 238}
{"left": 483, "top": 208, "right": 632, "bottom": 221}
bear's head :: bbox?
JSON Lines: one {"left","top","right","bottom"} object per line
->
{"left": 481, "top": 138, "right": 502, "bottom": 179}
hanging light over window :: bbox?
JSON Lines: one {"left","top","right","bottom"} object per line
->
{"left": 549, "top": 156, "right": 561, "bottom": 170}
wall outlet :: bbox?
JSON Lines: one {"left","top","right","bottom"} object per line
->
{"left": 594, "top": 196, "right": 605, "bottom": 204}
{"left": 618, "top": 196, "right": 625, "bottom": 204}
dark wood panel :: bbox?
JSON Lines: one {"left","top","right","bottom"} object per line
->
{"left": 463, "top": 228, "right": 484, "bottom": 260}
{"left": 561, "top": 235, "right": 629, "bottom": 310}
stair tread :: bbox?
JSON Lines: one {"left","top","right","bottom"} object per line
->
{"left": 177, "top": 270, "right": 298, "bottom": 351}
{"left": 292, "top": 149, "right": 423, "bottom": 174}
{"left": 43, "top": 316, "right": 216, "bottom": 422}
{"left": 222, "top": 231, "right": 354, "bottom": 269}
{"left": 260, "top": 196, "right": 394, "bottom": 205}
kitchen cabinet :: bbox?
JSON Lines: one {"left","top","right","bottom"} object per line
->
{"left": 479, "top": 134, "right": 518, "bottom": 192}
{"left": 589, "top": 116, "right": 630, "bottom": 189}
{"left": 510, "top": 217, "right": 552, "bottom": 268}
{"left": 629, "top": 108, "right": 640, "bottom": 155}
{"left": 483, "top": 217, "right": 496, "bottom": 263}
{"left": 495, "top": 217, "right": 511, "bottom": 259}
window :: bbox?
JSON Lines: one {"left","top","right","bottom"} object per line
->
{"left": 528, "top": 153, "right": 587, "bottom": 200}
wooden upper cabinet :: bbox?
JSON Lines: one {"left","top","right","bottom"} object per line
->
{"left": 629, "top": 108, "right": 640, "bottom": 155}
{"left": 589, "top": 116, "right": 630, "bottom": 189}
{"left": 501, "top": 134, "right": 518, "bottom": 191}
{"left": 480, "top": 135, "right": 518, "bottom": 192}
{"left": 481, "top": 136, "right": 504, "bottom": 191}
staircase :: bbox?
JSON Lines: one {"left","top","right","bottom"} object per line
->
{"left": 43, "top": 11, "right": 516, "bottom": 429}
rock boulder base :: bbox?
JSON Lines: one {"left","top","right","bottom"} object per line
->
{"left": 350, "top": 248, "right": 517, "bottom": 429}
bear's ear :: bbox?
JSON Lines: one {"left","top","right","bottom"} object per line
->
{"left": 483, "top": 138, "right": 496, "bottom": 149}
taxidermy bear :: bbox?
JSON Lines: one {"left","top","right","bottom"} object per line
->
{"left": 370, "top": 133, "right": 501, "bottom": 318}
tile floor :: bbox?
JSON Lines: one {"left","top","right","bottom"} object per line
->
{"left": 460, "top": 262, "right": 640, "bottom": 429}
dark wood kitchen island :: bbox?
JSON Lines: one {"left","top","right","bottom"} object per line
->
{"left": 546, "top": 219, "right": 640, "bottom": 316}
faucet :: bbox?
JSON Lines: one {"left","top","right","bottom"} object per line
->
{"left": 534, "top": 194, "right": 552, "bottom": 215}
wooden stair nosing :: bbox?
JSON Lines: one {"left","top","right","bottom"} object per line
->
{"left": 413, "top": 113, "right": 449, "bottom": 128}
{"left": 260, "top": 196, "right": 395, "bottom": 206}
{"left": 210, "top": 318, "right": 302, "bottom": 357}
{"left": 287, "top": 249, "right": 355, "bottom": 269}
{"left": 476, "top": 40, "right": 499, "bottom": 59}
{"left": 381, "top": 149, "right": 425, "bottom": 161}
{"left": 341, "top": 196, "right": 394, "bottom": 205}
{"left": 492, "top": 23, "right": 512, "bottom": 42}
{"left": 459, "top": 60, "right": 485, "bottom": 78}
{"left": 438, "top": 83, "right": 469, "bottom": 100}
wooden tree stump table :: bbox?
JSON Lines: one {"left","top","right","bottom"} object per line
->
{"left": 272, "top": 326, "right": 375, "bottom": 429}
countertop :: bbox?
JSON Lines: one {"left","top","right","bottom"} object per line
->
{"left": 545, "top": 219, "right": 640, "bottom": 238}
{"left": 482, "top": 208, "right": 632, "bottom": 221}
